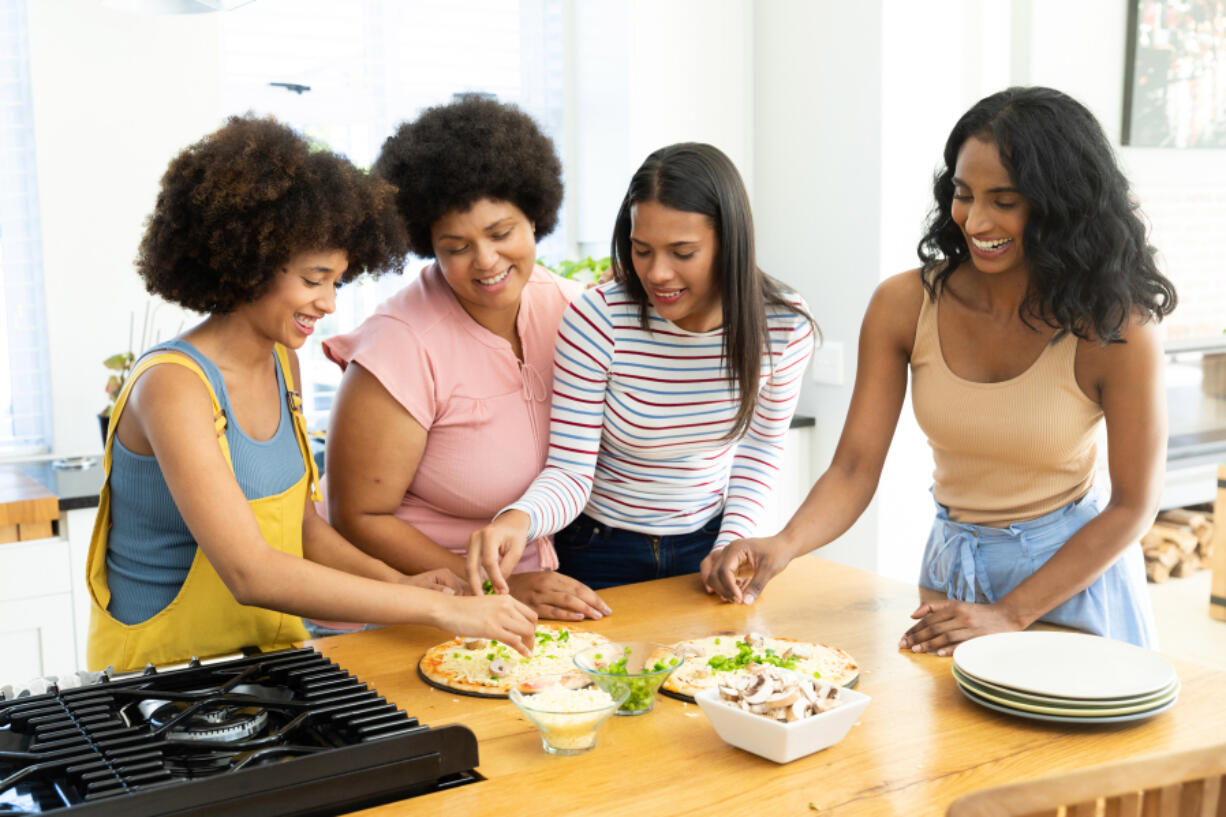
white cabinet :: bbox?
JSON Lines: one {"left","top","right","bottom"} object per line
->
{"left": 0, "top": 536, "right": 77, "bottom": 681}
{"left": 65, "top": 507, "right": 97, "bottom": 671}
{"left": 757, "top": 425, "right": 814, "bottom": 537}
{"left": 0, "top": 506, "right": 98, "bottom": 681}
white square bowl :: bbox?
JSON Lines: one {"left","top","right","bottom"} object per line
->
{"left": 694, "top": 680, "right": 870, "bottom": 764}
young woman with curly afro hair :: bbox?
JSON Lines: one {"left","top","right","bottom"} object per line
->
{"left": 321, "top": 95, "right": 613, "bottom": 626}
{"left": 704, "top": 87, "right": 1177, "bottom": 651}
{"left": 87, "top": 115, "right": 536, "bottom": 672}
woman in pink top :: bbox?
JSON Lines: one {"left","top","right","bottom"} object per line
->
{"left": 322, "top": 96, "right": 611, "bottom": 622}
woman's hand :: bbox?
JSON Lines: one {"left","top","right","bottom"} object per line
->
{"left": 397, "top": 568, "right": 469, "bottom": 595}
{"left": 507, "top": 571, "right": 612, "bottom": 621}
{"left": 446, "top": 594, "right": 539, "bottom": 657}
{"left": 899, "top": 600, "right": 1026, "bottom": 656}
{"left": 466, "top": 511, "right": 532, "bottom": 596}
{"left": 700, "top": 535, "right": 796, "bottom": 604}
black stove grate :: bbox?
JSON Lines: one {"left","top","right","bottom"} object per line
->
{"left": 0, "top": 648, "right": 479, "bottom": 816}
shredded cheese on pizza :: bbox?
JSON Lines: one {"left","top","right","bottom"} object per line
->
{"left": 423, "top": 626, "right": 610, "bottom": 694}
{"left": 660, "top": 633, "right": 859, "bottom": 698}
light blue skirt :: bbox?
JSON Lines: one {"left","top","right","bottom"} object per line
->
{"left": 918, "top": 488, "right": 1158, "bottom": 648}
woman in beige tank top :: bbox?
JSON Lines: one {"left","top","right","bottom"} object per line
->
{"left": 703, "top": 87, "right": 1177, "bottom": 650}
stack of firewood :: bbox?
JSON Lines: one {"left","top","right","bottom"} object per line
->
{"left": 1143, "top": 508, "right": 1215, "bottom": 583}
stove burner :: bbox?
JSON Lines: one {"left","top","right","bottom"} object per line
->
{"left": 138, "top": 699, "right": 270, "bottom": 743}
{"left": 0, "top": 648, "right": 480, "bottom": 815}
{"left": 127, "top": 683, "right": 293, "bottom": 744}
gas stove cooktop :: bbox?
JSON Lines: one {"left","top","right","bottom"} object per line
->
{"left": 0, "top": 648, "right": 479, "bottom": 816}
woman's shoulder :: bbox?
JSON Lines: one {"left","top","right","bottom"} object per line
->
{"left": 526, "top": 264, "right": 585, "bottom": 303}
{"left": 325, "top": 266, "right": 456, "bottom": 359}
{"left": 876, "top": 267, "right": 928, "bottom": 303}
{"left": 124, "top": 351, "right": 220, "bottom": 429}
{"left": 856, "top": 269, "right": 928, "bottom": 355}
{"left": 1074, "top": 307, "right": 1164, "bottom": 382}
{"left": 867, "top": 268, "right": 927, "bottom": 320}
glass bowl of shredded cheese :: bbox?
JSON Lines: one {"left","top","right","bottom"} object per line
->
{"left": 509, "top": 678, "right": 630, "bottom": 755}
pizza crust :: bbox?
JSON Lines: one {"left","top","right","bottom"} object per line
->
{"left": 659, "top": 634, "right": 859, "bottom": 699}
{"left": 419, "top": 624, "right": 611, "bottom": 697}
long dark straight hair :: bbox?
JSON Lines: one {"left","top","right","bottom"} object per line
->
{"left": 917, "top": 86, "right": 1176, "bottom": 342}
{"left": 611, "top": 142, "right": 816, "bottom": 440}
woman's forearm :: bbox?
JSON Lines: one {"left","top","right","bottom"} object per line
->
{"left": 995, "top": 501, "right": 1153, "bottom": 627}
{"left": 227, "top": 543, "right": 452, "bottom": 627}
{"left": 333, "top": 511, "right": 468, "bottom": 575}
{"left": 776, "top": 460, "right": 883, "bottom": 558}
{"left": 301, "top": 511, "right": 405, "bottom": 582}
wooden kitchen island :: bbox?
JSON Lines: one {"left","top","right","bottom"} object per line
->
{"left": 311, "top": 557, "right": 1226, "bottom": 816}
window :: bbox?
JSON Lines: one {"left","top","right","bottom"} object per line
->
{"left": 218, "top": 0, "right": 568, "bottom": 428}
{"left": 0, "top": 0, "right": 53, "bottom": 455}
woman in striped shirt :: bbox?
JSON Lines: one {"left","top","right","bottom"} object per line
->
{"left": 467, "top": 143, "right": 816, "bottom": 592}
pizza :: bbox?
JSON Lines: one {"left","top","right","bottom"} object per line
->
{"left": 418, "top": 624, "right": 611, "bottom": 697}
{"left": 657, "top": 632, "right": 859, "bottom": 700}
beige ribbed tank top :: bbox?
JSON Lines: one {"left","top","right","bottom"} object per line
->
{"left": 910, "top": 290, "right": 1104, "bottom": 527}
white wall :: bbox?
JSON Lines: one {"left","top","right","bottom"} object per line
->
{"left": 873, "top": 0, "right": 1018, "bottom": 583}
{"left": 753, "top": 0, "right": 885, "bottom": 573}
{"left": 26, "top": 0, "right": 219, "bottom": 455}
{"left": 570, "top": 0, "right": 755, "bottom": 258}
{"left": 26, "top": 0, "right": 758, "bottom": 456}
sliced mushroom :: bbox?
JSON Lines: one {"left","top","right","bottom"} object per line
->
{"left": 463, "top": 638, "right": 489, "bottom": 650}
{"left": 677, "top": 643, "right": 706, "bottom": 658}
{"left": 488, "top": 659, "right": 511, "bottom": 677}
{"left": 744, "top": 684, "right": 775, "bottom": 706}
{"left": 787, "top": 698, "right": 811, "bottom": 722}
{"left": 744, "top": 632, "right": 765, "bottom": 648}
{"left": 765, "top": 688, "right": 802, "bottom": 709}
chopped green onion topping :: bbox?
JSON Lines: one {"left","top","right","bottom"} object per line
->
{"left": 706, "top": 640, "right": 800, "bottom": 673}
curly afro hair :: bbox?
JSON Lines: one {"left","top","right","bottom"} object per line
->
{"left": 373, "top": 94, "right": 563, "bottom": 258}
{"left": 138, "top": 115, "right": 409, "bottom": 314}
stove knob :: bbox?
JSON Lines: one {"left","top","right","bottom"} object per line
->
{"left": 24, "top": 678, "right": 51, "bottom": 696}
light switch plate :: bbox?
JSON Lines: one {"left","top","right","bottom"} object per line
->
{"left": 810, "top": 340, "right": 845, "bottom": 386}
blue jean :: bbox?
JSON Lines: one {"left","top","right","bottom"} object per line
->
{"left": 554, "top": 512, "right": 722, "bottom": 590}
{"left": 919, "top": 487, "right": 1157, "bottom": 648}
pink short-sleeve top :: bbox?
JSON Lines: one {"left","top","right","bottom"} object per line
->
{"left": 322, "top": 263, "right": 582, "bottom": 572}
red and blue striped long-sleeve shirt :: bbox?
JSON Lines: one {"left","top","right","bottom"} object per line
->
{"left": 505, "top": 281, "right": 814, "bottom": 550}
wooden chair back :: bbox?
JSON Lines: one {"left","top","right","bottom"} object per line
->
{"left": 946, "top": 741, "right": 1226, "bottom": 817}
{"left": 1210, "top": 464, "right": 1225, "bottom": 623}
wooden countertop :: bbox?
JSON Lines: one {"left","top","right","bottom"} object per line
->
{"left": 311, "top": 557, "right": 1226, "bottom": 816}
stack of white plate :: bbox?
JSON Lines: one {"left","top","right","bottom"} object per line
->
{"left": 951, "top": 631, "right": 1179, "bottom": 724}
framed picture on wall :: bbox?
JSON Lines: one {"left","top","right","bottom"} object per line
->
{"left": 1122, "top": 0, "right": 1226, "bottom": 147}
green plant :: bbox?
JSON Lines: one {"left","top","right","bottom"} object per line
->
{"left": 101, "top": 351, "right": 136, "bottom": 418}
{"left": 542, "top": 256, "right": 611, "bottom": 286}
{"left": 101, "top": 302, "right": 167, "bottom": 418}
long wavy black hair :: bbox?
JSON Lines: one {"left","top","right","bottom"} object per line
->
{"left": 611, "top": 143, "right": 817, "bottom": 440}
{"left": 917, "top": 86, "right": 1177, "bottom": 342}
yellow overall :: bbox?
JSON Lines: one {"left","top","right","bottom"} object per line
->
{"left": 86, "top": 345, "right": 318, "bottom": 672}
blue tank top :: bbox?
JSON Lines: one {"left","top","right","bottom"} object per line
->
{"left": 105, "top": 339, "right": 306, "bottom": 624}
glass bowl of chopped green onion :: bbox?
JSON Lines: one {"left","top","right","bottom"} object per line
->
{"left": 573, "top": 642, "right": 685, "bottom": 716}
{"left": 509, "top": 679, "right": 630, "bottom": 756}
